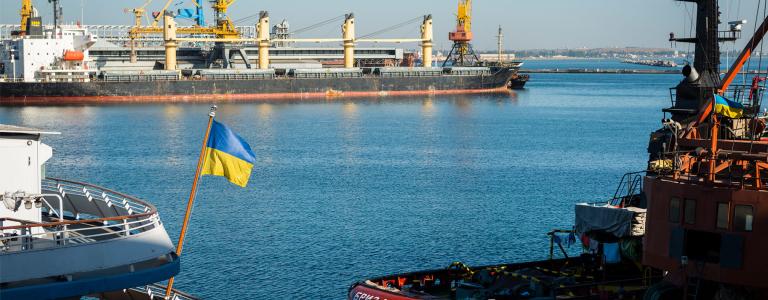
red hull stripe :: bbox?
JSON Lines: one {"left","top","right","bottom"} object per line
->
{"left": 0, "top": 88, "right": 511, "bottom": 105}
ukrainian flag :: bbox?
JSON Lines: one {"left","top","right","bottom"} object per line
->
{"left": 714, "top": 94, "right": 744, "bottom": 119}
{"left": 201, "top": 120, "right": 256, "bottom": 187}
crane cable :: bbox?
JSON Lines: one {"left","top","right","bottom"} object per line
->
{"left": 233, "top": 13, "right": 262, "bottom": 24}
{"left": 290, "top": 14, "right": 347, "bottom": 36}
{"left": 358, "top": 15, "right": 423, "bottom": 40}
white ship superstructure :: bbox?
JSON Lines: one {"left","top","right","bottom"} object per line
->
{"left": 0, "top": 25, "right": 97, "bottom": 82}
{"left": 0, "top": 125, "right": 193, "bottom": 300}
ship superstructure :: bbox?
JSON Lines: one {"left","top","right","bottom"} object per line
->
{"left": 642, "top": 0, "right": 768, "bottom": 297}
{"left": 0, "top": 125, "right": 193, "bottom": 300}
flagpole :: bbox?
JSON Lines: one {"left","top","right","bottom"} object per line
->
{"left": 165, "top": 105, "right": 217, "bottom": 299}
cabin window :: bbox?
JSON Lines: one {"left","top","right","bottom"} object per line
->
{"left": 716, "top": 203, "right": 729, "bottom": 230}
{"left": 669, "top": 197, "right": 681, "bottom": 223}
{"left": 734, "top": 205, "right": 754, "bottom": 232}
{"left": 685, "top": 199, "right": 696, "bottom": 224}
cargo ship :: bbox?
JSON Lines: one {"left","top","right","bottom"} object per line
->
{"left": 0, "top": 1, "right": 527, "bottom": 105}
{"left": 348, "top": 1, "right": 768, "bottom": 299}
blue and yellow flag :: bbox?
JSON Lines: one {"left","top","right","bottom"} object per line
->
{"left": 714, "top": 94, "right": 744, "bottom": 119}
{"left": 201, "top": 120, "right": 256, "bottom": 187}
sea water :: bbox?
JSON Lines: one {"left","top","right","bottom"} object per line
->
{"left": 0, "top": 71, "right": 678, "bottom": 299}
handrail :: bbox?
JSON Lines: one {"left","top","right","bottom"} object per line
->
{"left": 1, "top": 178, "right": 157, "bottom": 231}
{"left": 0, "top": 211, "right": 156, "bottom": 231}
{"left": 0, "top": 215, "right": 161, "bottom": 253}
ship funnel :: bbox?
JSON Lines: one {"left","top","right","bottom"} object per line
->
{"left": 682, "top": 64, "right": 699, "bottom": 83}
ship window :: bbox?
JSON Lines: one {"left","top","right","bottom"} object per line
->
{"left": 669, "top": 197, "right": 681, "bottom": 223}
{"left": 716, "top": 203, "right": 729, "bottom": 230}
{"left": 734, "top": 205, "right": 754, "bottom": 232}
{"left": 685, "top": 199, "right": 696, "bottom": 224}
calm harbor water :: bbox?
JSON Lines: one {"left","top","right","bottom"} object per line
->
{"left": 0, "top": 71, "right": 676, "bottom": 299}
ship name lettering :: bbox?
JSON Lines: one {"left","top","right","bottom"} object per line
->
{"left": 353, "top": 291, "right": 385, "bottom": 300}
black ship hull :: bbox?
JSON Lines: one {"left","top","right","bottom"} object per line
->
{"left": 508, "top": 73, "right": 529, "bottom": 89}
{"left": 0, "top": 68, "right": 518, "bottom": 105}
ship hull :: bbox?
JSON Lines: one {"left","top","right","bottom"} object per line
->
{"left": 0, "top": 69, "right": 516, "bottom": 105}
{"left": 347, "top": 258, "right": 653, "bottom": 300}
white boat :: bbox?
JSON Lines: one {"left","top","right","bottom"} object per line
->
{"left": 0, "top": 124, "right": 195, "bottom": 300}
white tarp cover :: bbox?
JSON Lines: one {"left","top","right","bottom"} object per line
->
{"left": 575, "top": 204, "right": 636, "bottom": 238}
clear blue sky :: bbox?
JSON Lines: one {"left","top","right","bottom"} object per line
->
{"left": 0, "top": 0, "right": 762, "bottom": 50}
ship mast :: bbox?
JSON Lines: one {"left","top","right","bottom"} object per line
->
{"left": 497, "top": 25, "right": 504, "bottom": 63}
{"left": 691, "top": 0, "right": 721, "bottom": 85}
{"left": 655, "top": 0, "right": 768, "bottom": 184}
{"left": 667, "top": 0, "right": 738, "bottom": 123}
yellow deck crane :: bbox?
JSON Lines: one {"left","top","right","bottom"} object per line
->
{"left": 443, "top": 0, "right": 479, "bottom": 67}
{"left": 210, "top": 0, "right": 239, "bottom": 39}
{"left": 126, "top": 0, "right": 156, "bottom": 28}
{"left": 127, "top": 0, "right": 240, "bottom": 62}
{"left": 18, "top": 0, "right": 33, "bottom": 35}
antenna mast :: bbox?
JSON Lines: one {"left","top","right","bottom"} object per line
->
{"left": 497, "top": 25, "right": 504, "bottom": 63}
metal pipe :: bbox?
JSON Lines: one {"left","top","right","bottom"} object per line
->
{"left": 356, "top": 38, "right": 425, "bottom": 43}
{"left": 40, "top": 194, "right": 64, "bottom": 221}
{"left": 173, "top": 37, "right": 345, "bottom": 43}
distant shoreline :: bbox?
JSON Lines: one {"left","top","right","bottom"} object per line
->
{"left": 519, "top": 57, "right": 613, "bottom": 61}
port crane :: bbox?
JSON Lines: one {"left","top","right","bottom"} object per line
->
{"left": 128, "top": 0, "right": 237, "bottom": 38}
{"left": 19, "top": 0, "right": 33, "bottom": 32}
{"left": 443, "top": 0, "right": 479, "bottom": 67}
{"left": 127, "top": 0, "right": 239, "bottom": 62}
{"left": 17, "top": 0, "right": 33, "bottom": 35}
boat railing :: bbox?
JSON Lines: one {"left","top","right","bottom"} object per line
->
{"left": 0, "top": 178, "right": 161, "bottom": 253}
{"left": 608, "top": 172, "right": 644, "bottom": 207}
{"left": 668, "top": 84, "right": 764, "bottom": 113}
{"left": 668, "top": 88, "right": 677, "bottom": 108}
{"left": 718, "top": 30, "right": 741, "bottom": 41}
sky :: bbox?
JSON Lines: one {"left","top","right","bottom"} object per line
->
{"left": 0, "top": 0, "right": 764, "bottom": 51}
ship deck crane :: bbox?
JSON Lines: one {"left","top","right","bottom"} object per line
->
{"left": 128, "top": 0, "right": 239, "bottom": 63}
{"left": 443, "top": 0, "right": 479, "bottom": 67}
{"left": 126, "top": 0, "right": 154, "bottom": 28}
{"left": 18, "top": 0, "right": 33, "bottom": 35}
{"left": 128, "top": 0, "right": 238, "bottom": 39}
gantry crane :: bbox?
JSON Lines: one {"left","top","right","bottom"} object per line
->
{"left": 210, "top": 0, "right": 238, "bottom": 39}
{"left": 128, "top": 0, "right": 237, "bottom": 38}
{"left": 127, "top": 0, "right": 239, "bottom": 62}
{"left": 443, "top": 0, "right": 479, "bottom": 67}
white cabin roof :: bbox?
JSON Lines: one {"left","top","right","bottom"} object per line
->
{"left": 0, "top": 124, "right": 60, "bottom": 135}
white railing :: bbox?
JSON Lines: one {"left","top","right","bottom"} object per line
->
{"left": 0, "top": 178, "right": 161, "bottom": 253}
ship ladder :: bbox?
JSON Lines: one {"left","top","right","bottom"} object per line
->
{"left": 685, "top": 277, "right": 701, "bottom": 300}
